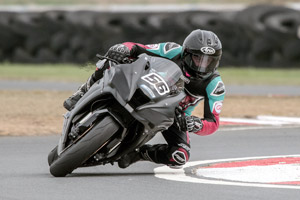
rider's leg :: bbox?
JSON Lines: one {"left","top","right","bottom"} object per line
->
{"left": 118, "top": 123, "right": 191, "bottom": 168}
{"left": 63, "top": 61, "right": 109, "bottom": 111}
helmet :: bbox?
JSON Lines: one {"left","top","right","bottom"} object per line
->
{"left": 182, "top": 29, "right": 222, "bottom": 80}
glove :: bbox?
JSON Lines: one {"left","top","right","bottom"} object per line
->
{"left": 175, "top": 108, "right": 203, "bottom": 133}
{"left": 106, "top": 44, "right": 131, "bottom": 63}
{"left": 185, "top": 116, "right": 203, "bottom": 133}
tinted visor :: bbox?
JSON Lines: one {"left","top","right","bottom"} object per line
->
{"left": 184, "top": 53, "right": 220, "bottom": 74}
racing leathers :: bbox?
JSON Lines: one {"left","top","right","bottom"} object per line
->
{"left": 69, "top": 42, "right": 226, "bottom": 167}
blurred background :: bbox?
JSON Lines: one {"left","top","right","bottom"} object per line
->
{"left": 0, "top": 0, "right": 300, "bottom": 67}
{"left": 1, "top": 0, "right": 300, "bottom": 136}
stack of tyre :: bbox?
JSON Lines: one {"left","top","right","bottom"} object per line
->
{"left": 0, "top": 4, "right": 299, "bottom": 67}
{"left": 233, "top": 5, "right": 300, "bottom": 67}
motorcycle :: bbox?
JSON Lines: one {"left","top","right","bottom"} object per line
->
{"left": 48, "top": 53, "right": 186, "bottom": 177}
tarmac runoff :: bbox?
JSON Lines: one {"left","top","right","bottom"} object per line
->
{"left": 1, "top": 80, "right": 300, "bottom": 96}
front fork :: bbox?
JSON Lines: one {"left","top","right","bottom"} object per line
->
{"left": 57, "top": 109, "right": 110, "bottom": 156}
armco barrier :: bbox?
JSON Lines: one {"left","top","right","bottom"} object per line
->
{"left": 0, "top": 4, "right": 299, "bottom": 67}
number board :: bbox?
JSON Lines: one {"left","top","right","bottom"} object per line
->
{"left": 141, "top": 73, "right": 170, "bottom": 95}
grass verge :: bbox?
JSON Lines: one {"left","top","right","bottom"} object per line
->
{"left": 220, "top": 67, "right": 300, "bottom": 86}
{"left": 1, "top": 63, "right": 300, "bottom": 85}
{"left": 0, "top": 63, "right": 93, "bottom": 83}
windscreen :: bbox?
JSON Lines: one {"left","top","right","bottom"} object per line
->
{"left": 140, "top": 56, "right": 184, "bottom": 97}
{"left": 149, "top": 57, "right": 182, "bottom": 88}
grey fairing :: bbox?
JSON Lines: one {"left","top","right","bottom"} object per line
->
{"left": 58, "top": 69, "right": 117, "bottom": 154}
{"left": 110, "top": 54, "right": 185, "bottom": 129}
{"left": 58, "top": 54, "right": 185, "bottom": 154}
{"left": 109, "top": 55, "right": 149, "bottom": 103}
{"left": 135, "top": 94, "right": 185, "bottom": 127}
{"left": 109, "top": 54, "right": 185, "bottom": 130}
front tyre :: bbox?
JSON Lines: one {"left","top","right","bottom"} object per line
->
{"left": 49, "top": 116, "right": 120, "bottom": 177}
{"left": 48, "top": 145, "right": 58, "bottom": 166}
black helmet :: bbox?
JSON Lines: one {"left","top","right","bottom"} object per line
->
{"left": 182, "top": 29, "right": 222, "bottom": 80}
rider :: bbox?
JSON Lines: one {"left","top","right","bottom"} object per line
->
{"left": 63, "top": 29, "right": 225, "bottom": 168}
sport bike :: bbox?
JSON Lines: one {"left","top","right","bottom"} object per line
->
{"left": 48, "top": 54, "right": 186, "bottom": 177}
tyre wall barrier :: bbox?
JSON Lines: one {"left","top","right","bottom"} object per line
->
{"left": 0, "top": 4, "right": 299, "bottom": 67}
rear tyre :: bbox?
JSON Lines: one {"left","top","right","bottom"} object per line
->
{"left": 49, "top": 116, "right": 120, "bottom": 177}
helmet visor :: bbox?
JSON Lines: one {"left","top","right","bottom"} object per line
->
{"left": 187, "top": 53, "right": 220, "bottom": 73}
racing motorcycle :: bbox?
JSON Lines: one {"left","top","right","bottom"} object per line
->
{"left": 48, "top": 54, "right": 186, "bottom": 177}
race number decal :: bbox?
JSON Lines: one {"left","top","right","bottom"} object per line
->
{"left": 142, "top": 73, "right": 170, "bottom": 95}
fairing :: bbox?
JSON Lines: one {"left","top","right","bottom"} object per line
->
{"left": 58, "top": 54, "right": 185, "bottom": 155}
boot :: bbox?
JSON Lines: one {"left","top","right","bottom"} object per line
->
{"left": 63, "top": 82, "right": 88, "bottom": 111}
{"left": 63, "top": 59, "right": 110, "bottom": 111}
{"left": 118, "top": 145, "right": 152, "bottom": 169}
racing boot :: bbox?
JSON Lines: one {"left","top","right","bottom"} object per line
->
{"left": 63, "top": 81, "right": 89, "bottom": 111}
{"left": 63, "top": 58, "right": 111, "bottom": 111}
{"left": 118, "top": 145, "right": 153, "bottom": 169}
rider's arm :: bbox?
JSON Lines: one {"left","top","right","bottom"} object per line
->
{"left": 183, "top": 76, "right": 225, "bottom": 136}
{"left": 197, "top": 76, "right": 225, "bottom": 136}
{"left": 91, "top": 42, "right": 181, "bottom": 87}
{"left": 123, "top": 42, "right": 182, "bottom": 59}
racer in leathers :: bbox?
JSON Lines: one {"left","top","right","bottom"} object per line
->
{"left": 63, "top": 29, "right": 225, "bottom": 168}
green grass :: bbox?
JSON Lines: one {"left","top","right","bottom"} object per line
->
{"left": 219, "top": 67, "right": 300, "bottom": 86}
{"left": 1, "top": 63, "right": 300, "bottom": 85}
{"left": 0, "top": 63, "right": 94, "bottom": 83}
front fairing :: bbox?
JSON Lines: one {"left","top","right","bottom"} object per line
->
{"left": 109, "top": 54, "right": 184, "bottom": 104}
{"left": 109, "top": 54, "right": 186, "bottom": 129}
{"left": 57, "top": 54, "right": 185, "bottom": 154}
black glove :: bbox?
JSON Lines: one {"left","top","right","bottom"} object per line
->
{"left": 106, "top": 44, "right": 131, "bottom": 63}
{"left": 185, "top": 116, "right": 203, "bottom": 133}
{"left": 175, "top": 109, "right": 203, "bottom": 133}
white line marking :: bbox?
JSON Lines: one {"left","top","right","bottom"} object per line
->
{"left": 220, "top": 116, "right": 300, "bottom": 126}
{"left": 154, "top": 155, "right": 300, "bottom": 189}
{"left": 221, "top": 118, "right": 288, "bottom": 125}
{"left": 257, "top": 115, "right": 300, "bottom": 124}
{"left": 219, "top": 125, "right": 300, "bottom": 132}
{"left": 196, "top": 164, "right": 300, "bottom": 183}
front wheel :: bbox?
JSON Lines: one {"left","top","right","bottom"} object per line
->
{"left": 49, "top": 116, "right": 120, "bottom": 177}
{"left": 48, "top": 145, "right": 58, "bottom": 166}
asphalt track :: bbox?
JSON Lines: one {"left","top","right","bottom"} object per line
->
{"left": 1, "top": 80, "right": 299, "bottom": 199}
{"left": 1, "top": 80, "right": 300, "bottom": 96}
{"left": 0, "top": 126, "right": 299, "bottom": 200}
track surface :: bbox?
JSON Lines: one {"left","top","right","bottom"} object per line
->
{"left": 1, "top": 80, "right": 300, "bottom": 96}
{"left": 1, "top": 126, "right": 299, "bottom": 200}
{"left": 1, "top": 80, "right": 299, "bottom": 199}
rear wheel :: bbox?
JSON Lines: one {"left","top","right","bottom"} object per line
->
{"left": 49, "top": 116, "right": 120, "bottom": 177}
